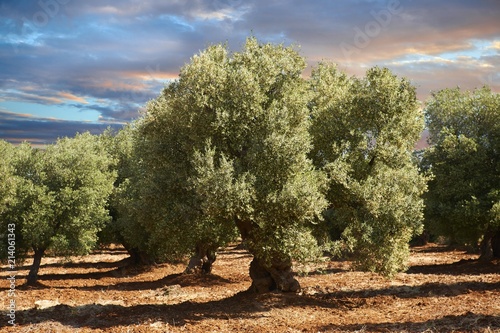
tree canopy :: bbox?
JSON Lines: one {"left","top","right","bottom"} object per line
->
{"left": 309, "top": 63, "right": 427, "bottom": 276}
{"left": 0, "top": 140, "right": 17, "bottom": 217}
{"left": 127, "top": 37, "right": 328, "bottom": 291}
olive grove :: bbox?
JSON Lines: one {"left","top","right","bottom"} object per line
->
{"left": 4, "top": 38, "right": 496, "bottom": 292}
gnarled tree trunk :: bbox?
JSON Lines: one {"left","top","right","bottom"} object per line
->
{"left": 121, "top": 239, "right": 155, "bottom": 265}
{"left": 126, "top": 247, "right": 155, "bottom": 265}
{"left": 236, "top": 219, "right": 301, "bottom": 293}
{"left": 479, "top": 229, "right": 500, "bottom": 261}
{"left": 184, "top": 243, "right": 217, "bottom": 274}
{"left": 249, "top": 256, "right": 300, "bottom": 293}
{"left": 491, "top": 230, "right": 500, "bottom": 258}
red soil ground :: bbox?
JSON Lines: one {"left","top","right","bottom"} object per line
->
{"left": 1, "top": 243, "right": 499, "bottom": 332}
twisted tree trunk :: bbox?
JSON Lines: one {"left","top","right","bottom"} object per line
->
{"left": 491, "top": 230, "right": 500, "bottom": 258}
{"left": 184, "top": 243, "right": 217, "bottom": 274}
{"left": 236, "top": 219, "right": 301, "bottom": 293}
{"left": 479, "top": 229, "right": 500, "bottom": 261}
{"left": 249, "top": 256, "right": 300, "bottom": 293}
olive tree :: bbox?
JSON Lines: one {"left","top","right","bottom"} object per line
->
{"left": 309, "top": 63, "right": 427, "bottom": 276}
{"left": 0, "top": 141, "right": 24, "bottom": 263}
{"left": 133, "top": 37, "right": 327, "bottom": 292}
{"left": 0, "top": 140, "right": 16, "bottom": 216}
{"left": 97, "top": 126, "right": 155, "bottom": 264}
{"left": 0, "top": 133, "right": 116, "bottom": 285}
{"left": 423, "top": 87, "right": 500, "bottom": 259}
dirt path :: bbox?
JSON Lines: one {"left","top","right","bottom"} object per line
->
{"left": 1, "top": 244, "right": 499, "bottom": 332}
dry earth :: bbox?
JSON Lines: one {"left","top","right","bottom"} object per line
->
{"left": 1, "top": 243, "right": 499, "bottom": 332}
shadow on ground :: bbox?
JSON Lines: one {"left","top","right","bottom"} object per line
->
{"left": 5, "top": 280, "right": 500, "bottom": 331}
{"left": 407, "top": 258, "right": 500, "bottom": 275}
{"left": 318, "top": 312, "right": 500, "bottom": 332}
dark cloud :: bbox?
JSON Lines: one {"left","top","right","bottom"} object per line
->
{"left": 68, "top": 102, "right": 142, "bottom": 122}
{"left": 0, "top": 110, "right": 123, "bottom": 146}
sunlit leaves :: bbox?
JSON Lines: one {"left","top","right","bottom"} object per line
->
{"left": 310, "top": 64, "right": 426, "bottom": 276}
{"left": 130, "top": 37, "right": 327, "bottom": 269}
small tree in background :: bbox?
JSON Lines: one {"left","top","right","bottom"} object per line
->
{"left": 133, "top": 37, "right": 327, "bottom": 292}
{"left": 0, "top": 141, "right": 26, "bottom": 262}
{"left": 309, "top": 63, "right": 427, "bottom": 276}
{"left": 0, "top": 140, "right": 17, "bottom": 217}
{"left": 423, "top": 87, "right": 500, "bottom": 259}
{"left": 0, "top": 133, "right": 116, "bottom": 285}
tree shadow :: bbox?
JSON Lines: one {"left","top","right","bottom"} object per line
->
{"left": 30, "top": 257, "right": 129, "bottom": 270}
{"left": 5, "top": 265, "right": 158, "bottom": 290}
{"left": 78, "top": 272, "right": 235, "bottom": 291}
{"left": 298, "top": 267, "right": 346, "bottom": 276}
{"left": 6, "top": 278, "right": 500, "bottom": 331}
{"left": 12, "top": 272, "right": 235, "bottom": 292}
{"left": 12, "top": 266, "right": 140, "bottom": 287}
{"left": 8, "top": 290, "right": 271, "bottom": 329}
{"left": 317, "top": 312, "right": 500, "bottom": 332}
{"left": 15, "top": 252, "right": 130, "bottom": 271}
{"left": 313, "top": 280, "right": 500, "bottom": 301}
{"left": 407, "top": 258, "right": 500, "bottom": 275}
{"left": 411, "top": 244, "right": 466, "bottom": 253}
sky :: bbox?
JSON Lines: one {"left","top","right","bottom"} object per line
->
{"left": 1, "top": 0, "right": 499, "bottom": 146}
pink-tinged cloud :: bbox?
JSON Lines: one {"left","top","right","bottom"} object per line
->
{"left": 57, "top": 91, "right": 88, "bottom": 104}
{"left": 0, "top": 0, "right": 499, "bottom": 145}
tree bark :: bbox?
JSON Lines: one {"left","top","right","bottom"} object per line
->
{"left": 236, "top": 218, "right": 301, "bottom": 293}
{"left": 127, "top": 247, "right": 155, "bottom": 265}
{"left": 479, "top": 230, "right": 495, "bottom": 261}
{"left": 491, "top": 230, "right": 500, "bottom": 258}
{"left": 410, "top": 230, "right": 430, "bottom": 247}
{"left": 27, "top": 248, "right": 45, "bottom": 286}
{"left": 249, "top": 256, "right": 300, "bottom": 293}
{"left": 121, "top": 240, "right": 155, "bottom": 265}
{"left": 184, "top": 244, "right": 217, "bottom": 274}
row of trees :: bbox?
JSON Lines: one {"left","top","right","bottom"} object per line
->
{"left": 0, "top": 133, "right": 116, "bottom": 285}
{"left": 1, "top": 38, "right": 499, "bottom": 289}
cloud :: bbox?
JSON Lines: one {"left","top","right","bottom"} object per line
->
{"left": 0, "top": 109, "right": 123, "bottom": 146}
{"left": 0, "top": 0, "right": 499, "bottom": 144}
{"left": 57, "top": 91, "right": 88, "bottom": 103}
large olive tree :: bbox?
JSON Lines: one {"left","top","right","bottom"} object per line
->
{"left": 133, "top": 37, "right": 327, "bottom": 292}
{"left": 309, "top": 63, "right": 427, "bottom": 276}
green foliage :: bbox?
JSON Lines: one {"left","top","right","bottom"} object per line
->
{"left": 310, "top": 64, "right": 427, "bottom": 276}
{"left": 131, "top": 37, "right": 328, "bottom": 267}
{"left": 1, "top": 38, "right": 498, "bottom": 284}
{"left": 423, "top": 87, "right": 500, "bottom": 250}
{"left": 0, "top": 133, "right": 116, "bottom": 263}
{"left": 97, "top": 125, "right": 147, "bottom": 252}
{"left": 0, "top": 140, "right": 17, "bottom": 216}
{"left": 0, "top": 140, "right": 26, "bottom": 262}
